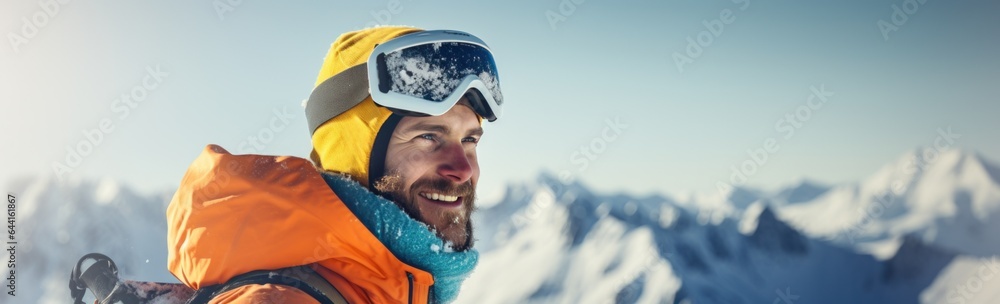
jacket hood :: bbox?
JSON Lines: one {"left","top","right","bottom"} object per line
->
{"left": 167, "top": 145, "right": 477, "bottom": 303}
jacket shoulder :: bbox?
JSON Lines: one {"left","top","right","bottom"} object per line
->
{"left": 207, "top": 284, "right": 321, "bottom": 304}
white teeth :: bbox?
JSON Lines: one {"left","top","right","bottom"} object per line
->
{"left": 422, "top": 192, "right": 459, "bottom": 203}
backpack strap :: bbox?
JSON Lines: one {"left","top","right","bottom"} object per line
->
{"left": 186, "top": 265, "right": 348, "bottom": 304}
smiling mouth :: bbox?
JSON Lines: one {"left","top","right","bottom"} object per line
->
{"left": 419, "top": 192, "right": 464, "bottom": 207}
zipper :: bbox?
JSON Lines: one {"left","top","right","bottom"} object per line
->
{"left": 406, "top": 271, "right": 415, "bottom": 304}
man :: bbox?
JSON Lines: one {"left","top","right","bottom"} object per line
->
{"left": 165, "top": 26, "right": 503, "bottom": 303}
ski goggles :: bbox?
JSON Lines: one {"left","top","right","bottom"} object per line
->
{"left": 306, "top": 30, "right": 504, "bottom": 134}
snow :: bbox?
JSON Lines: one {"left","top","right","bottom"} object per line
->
{"left": 658, "top": 205, "right": 678, "bottom": 229}
{"left": 457, "top": 149, "right": 1000, "bottom": 303}
{"left": 920, "top": 256, "right": 1000, "bottom": 303}
{"left": 561, "top": 218, "right": 679, "bottom": 303}
{"left": 856, "top": 237, "right": 904, "bottom": 260}
{"left": 772, "top": 148, "right": 1000, "bottom": 256}
{"left": 738, "top": 202, "right": 765, "bottom": 235}
{"left": 94, "top": 177, "right": 120, "bottom": 205}
{"left": 457, "top": 197, "right": 570, "bottom": 304}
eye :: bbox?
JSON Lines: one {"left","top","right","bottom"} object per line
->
{"left": 462, "top": 136, "right": 479, "bottom": 144}
{"left": 417, "top": 133, "right": 437, "bottom": 141}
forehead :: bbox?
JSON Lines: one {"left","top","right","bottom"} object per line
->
{"left": 395, "top": 104, "right": 483, "bottom": 134}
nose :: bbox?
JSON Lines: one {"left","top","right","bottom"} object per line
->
{"left": 436, "top": 142, "right": 474, "bottom": 183}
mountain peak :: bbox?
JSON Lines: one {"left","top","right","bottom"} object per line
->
{"left": 749, "top": 206, "right": 809, "bottom": 254}
{"left": 775, "top": 178, "right": 830, "bottom": 204}
{"left": 535, "top": 170, "right": 592, "bottom": 198}
{"left": 861, "top": 148, "right": 1000, "bottom": 195}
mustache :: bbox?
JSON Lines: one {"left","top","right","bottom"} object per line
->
{"left": 374, "top": 173, "right": 475, "bottom": 200}
{"left": 410, "top": 177, "right": 475, "bottom": 198}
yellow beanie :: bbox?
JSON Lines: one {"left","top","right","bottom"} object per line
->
{"left": 310, "top": 26, "right": 422, "bottom": 187}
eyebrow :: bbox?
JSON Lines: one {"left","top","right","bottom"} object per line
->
{"left": 468, "top": 127, "right": 484, "bottom": 137}
{"left": 405, "top": 122, "right": 484, "bottom": 137}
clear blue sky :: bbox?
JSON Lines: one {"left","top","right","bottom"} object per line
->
{"left": 2, "top": 0, "right": 998, "bottom": 201}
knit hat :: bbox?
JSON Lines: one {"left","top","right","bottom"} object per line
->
{"left": 308, "top": 26, "right": 423, "bottom": 188}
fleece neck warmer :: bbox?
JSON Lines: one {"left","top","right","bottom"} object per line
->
{"left": 322, "top": 173, "right": 478, "bottom": 303}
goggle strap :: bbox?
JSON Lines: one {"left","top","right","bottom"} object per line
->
{"left": 305, "top": 63, "right": 370, "bottom": 135}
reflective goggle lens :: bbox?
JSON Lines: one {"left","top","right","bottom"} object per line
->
{"left": 376, "top": 42, "right": 503, "bottom": 106}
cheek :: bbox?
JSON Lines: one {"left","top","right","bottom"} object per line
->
{"left": 390, "top": 150, "right": 433, "bottom": 187}
{"left": 388, "top": 146, "right": 424, "bottom": 173}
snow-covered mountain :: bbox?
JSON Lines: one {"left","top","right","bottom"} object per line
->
{"left": 9, "top": 148, "right": 1000, "bottom": 303}
{"left": 9, "top": 176, "right": 176, "bottom": 303}
{"left": 457, "top": 148, "right": 1000, "bottom": 304}
{"left": 459, "top": 175, "right": 960, "bottom": 303}
{"left": 776, "top": 148, "right": 1000, "bottom": 258}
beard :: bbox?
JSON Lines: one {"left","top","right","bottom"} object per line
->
{"left": 374, "top": 172, "right": 477, "bottom": 252}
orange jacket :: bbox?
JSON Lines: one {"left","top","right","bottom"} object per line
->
{"left": 166, "top": 145, "right": 434, "bottom": 303}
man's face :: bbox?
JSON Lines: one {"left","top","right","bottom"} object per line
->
{"left": 377, "top": 100, "right": 483, "bottom": 252}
